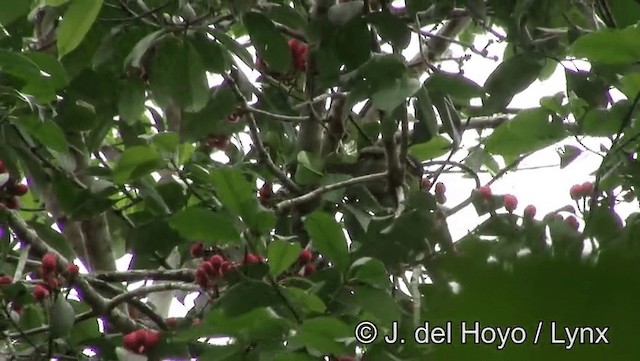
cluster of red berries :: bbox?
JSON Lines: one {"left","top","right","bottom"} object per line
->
{"left": 123, "top": 328, "right": 161, "bottom": 355}
{"left": 477, "top": 185, "right": 540, "bottom": 218}
{"left": 191, "top": 242, "right": 265, "bottom": 288}
{"left": 194, "top": 253, "right": 235, "bottom": 288}
{"left": 0, "top": 160, "right": 28, "bottom": 210}
{"left": 32, "top": 253, "right": 79, "bottom": 301}
{"left": 259, "top": 182, "right": 273, "bottom": 206}
{"left": 298, "top": 249, "right": 315, "bottom": 276}
{"left": 255, "top": 39, "right": 308, "bottom": 74}
{"left": 569, "top": 181, "right": 593, "bottom": 200}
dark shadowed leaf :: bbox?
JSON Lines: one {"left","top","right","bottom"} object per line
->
{"left": 267, "top": 240, "right": 301, "bottom": 277}
{"left": 484, "top": 108, "right": 566, "bottom": 157}
{"left": 303, "top": 212, "right": 349, "bottom": 273}
{"left": 112, "top": 146, "right": 164, "bottom": 184}
{"left": 50, "top": 295, "right": 75, "bottom": 339}
{"left": 149, "top": 36, "right": 209, "bottom": 112}
{"left": 169, "top": 207, "right": 241, "bottom": 245}
{"left": 243, "top": 11, "right": 291, "bottom": 74}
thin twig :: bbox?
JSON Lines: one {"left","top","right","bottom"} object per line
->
{"left": 223, "top": 73, "right": 301, "bottom": 194}
{"left": 273, "top": 172, "right": 388, "bottom": 212}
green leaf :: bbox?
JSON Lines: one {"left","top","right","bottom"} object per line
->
{"left": 49, "top": 295, "right": 75, "bottom": 339}
{"left": 209, "top": 29, "right": 254, "bottom": 68}
{"left": 484, "top": 108, "right": 566, "bottom": 157}
{"left": 22, "top": 52, "right": 70, "bottom": 90}
{"left": 371, "top": 75, "right": 421, "bottom": 112}
{"left": 335, "top": 17, "right": 372, "bottom": 70}
{"left": 149, "top": 36, "right": 209, "bottom": 112}
{"left": 353, "top": 285, "right": 400, "bottom": 324}
{"left": 19, "top": 115, "right": 69, "bottom": 153}
{"left": 124, "top": 30, "right": 166, "bottom": 68}
{"left": 0, "top": 50, "right": 55, "bottom": 102}
{"left": 607, "top": 0, "right": 640, "bottom": 28}
{"left": 368, "top": 11, "right": 411, "bottom": 50}
{"left": 0, "top": 0, "right": 30, "bottom": 26}
{"left": 182, "top": 307, "right": 291, "bottom": 341}
{"left": 424, "top": 71, "right": 484, "bottom": 102}
{"left": 191, "top": 33, "right": 230, "bottom": 73}
{"left": 112, "top": 146, "right": 163, "bottom": 184}
{"left": 409, "top": 135, "right": 452, "bottom": 161}
{"left": 213, "top": 281, "right": 280, "bottom": 316}
{"left": 210, "top": 167, "right": 255, "bottom": 216}
{"left": 483, "top": 53, "right": 544, "bottom": 112}
{"left": 57, "top": 0, "right": 103, "bottom": 57}
{"left": 117, "top": 78, "right": 146, "bottom": 124}
{"left": 570, "top": 26, "right": 640, "bottom": 65}
{"left": 282, "top": 287, "right": 327, "bottom": 314}
{"left": 169, "top": 207, "right": 241, "bottom": 245}
{"left": 292, "top": 317, "right": 352, "bottom": 354}
{"left": 273, "top": 353, "right": 319, "bottom": 361}
{"left": 328, "top": 1, "right": 364, "bottom": 26}
{"left": 303, "top": 212, "right": 349, "bottom": 273}
{"left": 28, "top": 221, "right": 76, "bottom": 260}
{"left": 412, "top": 86, "right": 439, "bottom": 143}
{"left": 267, "top": 240, "right": 301, "bottom": 277}
{"left": 349, "top": 257, "right": 389, "bottom": 289}
{"left": 243, "top": 11, "right": 291, "bottom": 74}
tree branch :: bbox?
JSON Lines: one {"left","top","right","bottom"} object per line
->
{"left": 274, "top": 172, "right": 388, "bottom": 213}
{"left": 0, "top": 208, "right": 138, "bottom": 333}
{"left": 223, "top": 73, "right": 302, "bottom": 194}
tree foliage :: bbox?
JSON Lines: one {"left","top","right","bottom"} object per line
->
{"left": 0, "top": 0, "right": 640, "bottom": 360}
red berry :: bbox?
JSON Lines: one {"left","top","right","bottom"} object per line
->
{"left": 565, "top": 215, "right": 580, "bottom": 231}
{"left": 244, "top": 253, "right": 262, "bottom": 265}
{"left": 189, "top": 242, "right": 204, "bottom": 258}
{"left": 421, "top": 178, "right": 431, "bottom": 189}
{"left": 503, "top": 194, "right": 518, "bottom": 212}
{"left": 165, "top": 317, "right": 178, "bottom": 329}
{"left": 334, "top": 356, "right": 355, "bottom": 361}
{"left": 4, "top": 197, "right": 19, "bottom": 209}
{"left": 259, "top": 182, "right": 273, "bottom": 205}
{"left": 123, "top": 330, "right": 146, "bottom": 354}
{"left": 200, "top": 261, "right": 215, "bottom": 277}
{"left": 33, "top": 284, "right": 49, "bottom": 301}
{"left": 145, "top": 330, "right": 161, "bottom": 348}
{"left": 523, "top": 205, "right": 536, "bottom": 220}
{"left": 434, "top": 182, "right": 446, "bottom": 196}
{"left": 0, "top": 275, "right": 12, "bottom": 285}
{"left": 478, "top": 186, "right": 492, "bottom": 201}
{"left": 0, "top": 160, "right": 5, "bottom": 173}
{"left": 581, "top": 181, "right": 593, "bottom": 195}
{"left": 210, "top": 136, "right": 229, "bottom": 150}
{"left": 10, "top": 184, "right": 28, "bottom": 196}
{"left": 41, "top": 253, "right": 57, "bottom": 275}
{"left": 569, "top": 184, "right": 583, "bottom": 200}
{"left": 298, "top": 249, "right": 313, "bottom": 264}
{"left": 220, "top": 261, "right": 234, "bottom": 276}
{"left": 66, "top": 264, "right": 79, "bottom": 278}
{"left": 195, "top": 268, "right": 208, "bottom": 288}
{"left": 255, "top": 57, "right": 266, "bottom": 71}
{"left": 46, "top": 278, "right": 60, "bottom": 290}
{"left": 303, "top": 263, "right": 316, "bottom": 276}
{"left": 208, "top": 254, "right": 224, "bottom": 269}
